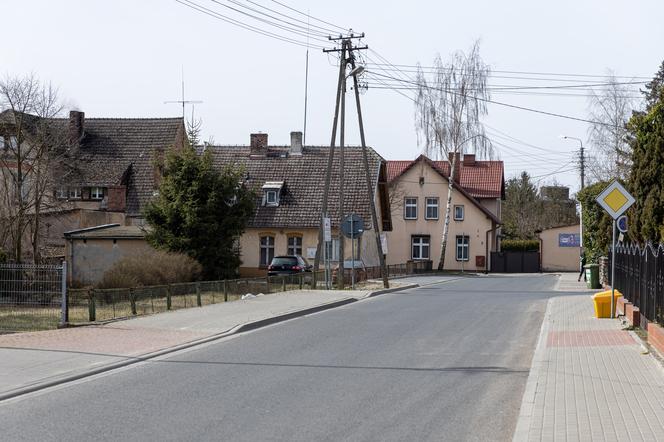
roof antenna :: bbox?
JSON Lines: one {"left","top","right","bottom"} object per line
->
{"left": 164, "top": 66, "right": 203, "bottom": 119}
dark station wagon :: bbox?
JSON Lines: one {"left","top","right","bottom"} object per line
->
{"left": 267, "top": 255, "right": 313, "bottom": 276}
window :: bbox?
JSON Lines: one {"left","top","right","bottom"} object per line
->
{"left": 287, "top": 235, "right": 302, "bottom": 256}
{"left": 56, "top": 187, "right": 67, "bottom": 199}
{"left": 404, "top": 197, "right": 417, "bottom": 219}
{"left": 68, "top": 187, "right": 81, "bottom": 199}
{"left": 325, "top": 238, "right": 340, "bottom": 261}
{"left": 454, "top": 205, "right": 464, "bottom": 221}
{"left": 266, "top": 190, "right": 278, "bottom": 206}
{"left": 456, "top": 235, "right": 470, "bottom": 261}
{"left": 90, "top": 187, "right": 104, "bottom": 200}
{"left": 259, "top": 236, "right": 275, "bottom": 267}
{"left": 425, "top": 197, "right": 439, "bottom": 220}
{"left": 411, "top": 235, "right": 430, "bottom": 260}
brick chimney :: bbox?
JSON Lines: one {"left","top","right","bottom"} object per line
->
{"left": 69, "top": 110, "right": 84, "bottom": 146}
{"left": 448, "top": 152, "right": 461, "bottom": 182}
{"left": 464, "top": 154, "right": 475, "bottom": 167}
{"left": 290, "top": 131, "right": 303, "bottom": 155}
{"left": 250, "top": 133, "right": 268, "bottom": 157}
{"left": 106, "top": 185, "right": 126, "bottom": 212}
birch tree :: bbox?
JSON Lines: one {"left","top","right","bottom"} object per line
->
{"left": 586, "top": 71, "right": 637, "bottom": 181}
{"left": 414, "top": 41, "right": 492, "bottom": 270}
{"left": 0, "top": 74, "right": 66, "bottom": 263}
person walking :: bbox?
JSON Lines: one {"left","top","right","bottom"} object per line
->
{"left": 578, "top": 250, "right": 587, "bottom": 282}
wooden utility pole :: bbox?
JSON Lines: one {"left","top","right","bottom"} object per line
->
{"left": 315, "top": 33, "right": 389, "bottom": 289}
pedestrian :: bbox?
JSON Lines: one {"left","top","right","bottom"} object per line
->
{"left": 578, "top": 250, "right": 587, "bottom": 282}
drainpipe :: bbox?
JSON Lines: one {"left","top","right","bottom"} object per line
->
{"left": 485, "top": 223, "right": 501, "bottom": 274}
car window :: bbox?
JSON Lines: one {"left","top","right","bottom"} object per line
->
{"left": 271, "top": 257, "right": 298, "bottom": 266}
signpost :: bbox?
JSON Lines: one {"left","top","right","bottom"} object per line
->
{"left": 595, "top": 181, "right": 635, "bottom": 318}
{"left": 323, "top": 217, "right": 331, "bottom": 289}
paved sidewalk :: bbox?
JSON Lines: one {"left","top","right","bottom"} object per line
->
{"left": 0, "top": 287, "right": 404, "bottom": 401}
{"left": 514, "top": 274, "right": 664, "bottom": 441}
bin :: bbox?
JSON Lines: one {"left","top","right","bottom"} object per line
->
{"left": 592, "top": 289, "right": 623, "bottom": 318}
{"left": 585, "top": 264, "right": 600, "bottom": 289}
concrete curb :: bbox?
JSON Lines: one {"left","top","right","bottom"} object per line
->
{"left": 0, "top": 297, "right": 357, "bottom": 403}
{"left": 512, "top": 296, "right": 554, "bottom": 442}
{"left": 366, "top": 283, "right": 419, "bottom": 298}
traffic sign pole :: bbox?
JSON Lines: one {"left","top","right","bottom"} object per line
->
{"left": 611, "top": 219, "right": 616, "bottom": 318}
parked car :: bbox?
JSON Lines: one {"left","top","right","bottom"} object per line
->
{"left": 267, "top": 255, "right": 313, "bottom": 276}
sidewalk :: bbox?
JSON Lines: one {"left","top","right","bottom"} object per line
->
{"left": 514, "top": 273, "right": 664, "bottom": 441}
{"left": 0, "top": 286, "right": 412, "bottom": 401}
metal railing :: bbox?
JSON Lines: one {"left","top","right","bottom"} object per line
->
{"left": 613, "top": 243, "right": 664, "bottom": 325}
{"left": 0, "top": 263, "right": 67, "bottom": 333}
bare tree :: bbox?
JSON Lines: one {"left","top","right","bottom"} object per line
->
{"left": 586, "top": 71, "right": 637, "bottom": 182}
{"left": 0, "top": 74, "right": 66, "bottom": 263}
{"left": 414, "top": 41, "right": 492, "bottom": 270}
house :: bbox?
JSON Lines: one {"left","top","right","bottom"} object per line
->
{"left": 204, "top": 132, "right": 392, "bottom": 277}
{"left": 539, "top": 223, "right": 581, "bottom": 272}
{"left": 64, "top": 224, "right": 152, "bottom": 285}
{"left": 385, "top": 153, "right": 504, "bottom": 271}
{"left": 0, "top": 109, "right": 186, "bottom": 262}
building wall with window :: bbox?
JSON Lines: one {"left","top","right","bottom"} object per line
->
{"left": 238, "top": 227, "right": 380, "bottom": 277}
{"left": 385, "top": 160, "right": 498, "bottom": 271}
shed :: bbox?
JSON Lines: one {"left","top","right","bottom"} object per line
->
{"left": 539, "top": 224, "right": 581, "bottom": 272}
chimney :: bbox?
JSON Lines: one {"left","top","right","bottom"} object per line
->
{"left": 106, "top": 185, "right": 127, "bottom": 212}
{"left": 290, "top": 131, "right": 303, "bottom": 155}
{"left": 447, "top": 152, "right": 461, "bottom": 182}
{"left": 69, "top": 110, "right": 84, "bottom": 146}
{"left": 250, "top": 133, "right": 268, "bottom": 157}
{"left": 464, "top": 154, "right": 475, "bottom": 167}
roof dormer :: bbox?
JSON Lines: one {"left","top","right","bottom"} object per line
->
{"left": 262, "top": 181, "right": 284, "bottom": 207}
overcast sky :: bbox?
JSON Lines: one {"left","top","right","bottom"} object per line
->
{"left": 5, "top": 0, "right": 664, "bottom": 195}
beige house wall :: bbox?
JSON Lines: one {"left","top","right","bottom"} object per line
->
{"left": 66, "top": 237, "right": 152, "bottom": 285}
{"left": 385, "top": 161, "right": 497, "bottom": 271}
{"left": 239, "top": 226, "right": 381, "bottom": 277}
{"left": 540, "top": 224, "right": 580, "bottom": 272}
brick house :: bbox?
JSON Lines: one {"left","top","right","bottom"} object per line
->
{"left": 385, "top": 154, "right": 504, "bottom": 271}
{"left": 0, "top": 109, "right": 185, "bottom": 262}
{"left": 204, "top": 132, "right": 392, "bottom": 277}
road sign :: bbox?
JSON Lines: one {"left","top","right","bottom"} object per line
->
{"left": 595, "top": 181, "right": 635, "bottom": 220}
{"left": 323, "top": 217, "right": 332, "bottom": 242}
{"left": 617, "top": 215, "right": 628, "bottom": 233}
{"left": 341, "top": 214, "right": 364, "bottom": 238}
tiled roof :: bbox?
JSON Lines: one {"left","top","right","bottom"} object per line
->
{"left": 59, "top": 117, "right": 185, "bottom": 216}
{"left": 387, "top": 156, "right": 504, "bottom": 199}
{"left": 203, "top": 145, "right": 384, "bottom": 230}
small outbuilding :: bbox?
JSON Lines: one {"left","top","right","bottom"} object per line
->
{"left": 64, "top": 224, "right": 152, "bottom": 285}
{"left": 539, "top": 224, "right": 581, "bottom": 272}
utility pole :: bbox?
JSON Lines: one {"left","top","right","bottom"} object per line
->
{"left": 315, "top": 33, "right": 389, "bottom": 289}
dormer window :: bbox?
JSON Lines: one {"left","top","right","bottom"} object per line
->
{"left": 90, "top": 187, "right": 104, "bottom": 200}
{"left": 56, "top": 187, "right": 67, "bottom": 199}
{"left": 262, "top": 181, "right": 284, "bottom": 207}
{"left": 68, "top": 187, "right": 81, "bottom": 199}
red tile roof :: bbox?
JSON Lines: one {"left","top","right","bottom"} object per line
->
{"left": 387, "top": 156, "right": 504, "bottom": 199}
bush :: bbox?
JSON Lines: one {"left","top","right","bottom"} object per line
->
{"left": 501, "top": 239, "right": 540, "bottom": 252}
{"left": 97, "top": 249, "right": 202, "bottom": 289}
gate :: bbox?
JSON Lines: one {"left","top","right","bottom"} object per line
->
{"left": 490, "top": 251, "right": 540, "bottom": 273}
{"left": 0, "top": 262, "right": 67, "bottom": 333}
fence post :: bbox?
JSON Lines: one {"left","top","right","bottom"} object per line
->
{"left": 282, "top": 276, "right": 286, "bottom": 292}
{"left": 299, "top": 274, "right": 303, "bottom": 290}
{"left": 266, "top": 276, "right": 270, "bottom": 294}
{"left": 223, "top": 280, "right": 228, "bottom": 302}
{"left": 60, "top": 261, "right": 68, "bottom": 326}
{"left": 196, "top": 282, "right": 202, "bottom": 307}
{"left": 88, "top": 288, "right": 96, "bottom": 322}
{"left": 129, "top": 288, "right": 137, "bottom": 315}
{"left": 166, "top": 285, "right": 172, "bottom": 310}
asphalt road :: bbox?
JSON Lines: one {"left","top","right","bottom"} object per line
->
{"left": 0, "top": 275, "right": 559, "bottom": 442}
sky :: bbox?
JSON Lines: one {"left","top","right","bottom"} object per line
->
{"left": 4, "top": 0, "right": 664, "bottom": 196}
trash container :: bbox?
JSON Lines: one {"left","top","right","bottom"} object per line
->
{"left": 592, "top": 289, "right": 623, "bottom": 318}
{"left": 584, "top": 264, "right": 600, "bottom": 289}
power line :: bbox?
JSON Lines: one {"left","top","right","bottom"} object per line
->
{"left": 269, "top": 0, "right": 350, "bottom": 33}
{"left": 367, "top": 70, "right": 619, "bottom": 127}
{"left": 234, "top": 0, "right": 342, "bottom": 36}
{"left": 176, "top": 0, "right": 330, "bottom": 50}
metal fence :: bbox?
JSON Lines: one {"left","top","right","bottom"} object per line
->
{"left": 0, "top": 263, "right": 66, "bottom": 333}
{"left": 613, "top": 243, "right": 664, "bottom": 326}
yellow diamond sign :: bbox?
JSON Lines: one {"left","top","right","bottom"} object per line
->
{"left": 596, "top": 181, "right": 635, "bottom": 219}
